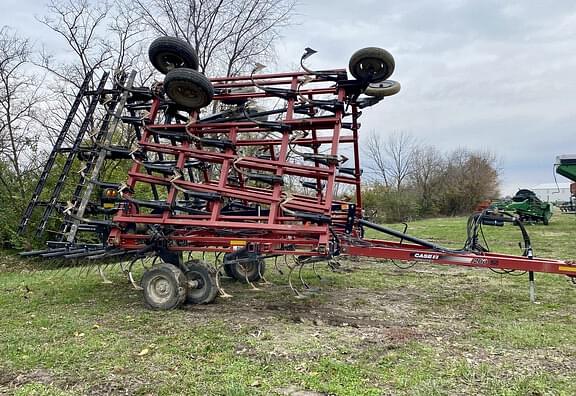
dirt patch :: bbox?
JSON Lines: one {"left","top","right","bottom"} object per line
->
{"left": 0, "top": 368, "right": 58, "bottom": 394}
{"left": 276, "top": 385, "right": 329, "bottom": 395}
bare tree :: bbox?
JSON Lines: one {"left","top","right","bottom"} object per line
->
{"left": 0, "top": 27, "right": 45, "bottom": 199}
{"left": 129, "top": 0, "right": 296, "bottom": 76}
{"left": 35, "top": 0, "right": 153, "bottom": 147}
{"left": 363, "top": 130, "right": 418, "bottom": 191}
{"left": 363, "top": 131, "right": 390, "bottom": 187}
{"left": 38, "top": 0, "right": 112, "bottom": 87}
{"left": 410, "top": 145, "right": 443, "bottom": 215}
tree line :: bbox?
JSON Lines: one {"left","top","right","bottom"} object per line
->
{"left": 361, "top": 131, "right": 500, "bottom": 223}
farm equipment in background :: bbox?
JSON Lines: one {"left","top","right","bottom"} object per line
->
{"left": 556, "top": 155, "right": 576, "bottom": 213}
{"left": 16, "top": 37, "right": 576, "bottom": 309}
{"left": 491, "top": 189, "right": 552, "bottom": 225}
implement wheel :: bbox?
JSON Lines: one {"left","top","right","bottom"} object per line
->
{"left": 184, "top": 260, "right": 218, "bottom": 304}
{"left": 349, "top": 47, "right": 395, "bottom": 83}
{"left": 364, "top": 80, "right": 401, "bottom": 97}
{"left": 141, "top": 263, "right": 187, "bottom": 310}
{"left": 148, "top": 36, "right": 199, "bottom": 74}
{"left": 224, "top": 252, "right": 266, "bottom": 282}
{"left": 164, "top": 68, "right": 214, "bottom": 109}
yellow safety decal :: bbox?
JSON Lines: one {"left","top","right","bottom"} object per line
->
{"left": 230, "top": 240, "right": 247, "bottom": 246}
{"left": 558, "top": 265, "right": 576, "bottom": 273}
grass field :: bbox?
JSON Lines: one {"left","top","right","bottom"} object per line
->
{"left": 1, "top": 212, "right": 575, "bottom": 395}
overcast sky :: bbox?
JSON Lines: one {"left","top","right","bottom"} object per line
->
{"left": 2, "top": 0, "right": 576, "bottom": 195}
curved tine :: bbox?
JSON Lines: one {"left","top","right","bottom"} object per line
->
{"left": 300, "top": 47, "right": 318, "bottom": 74}
{"left": 312, "top": 261, "right": 322, "bottom": 281}
{"left": 274, "top": 256, "right": 284, "bottom": 275}
{"left": 127, "top": 257, "right": 143, "bottom": 290}
{"left": 243, "top": 262, "right": 261, "bottom": 291}
{"left": 298, "top": 260, "right": 310, "bottom": 289}
{"left": 287, "top": 260, "right": 302, "bottom": 298}
{"left": 214, "top": 252, "right": 223, "bottom": 275}
{"left": 328, "top": 259, "right": 340, "bottom": 272}
{"left": 98, "top": 265, "right": 113, "bottom": 284}
{"left": 142, "top": 258, "right": 151, "bottom": 271}
{"left": 214, "top": 260, "right": 233, "bottom": 298}
{"left": 127, "top": 271, "right": 142, "bottom": 290}
{"left": 257, "top": 259, "right": 271, "bottom": 285}
{"left": 148, "top": 256, "right": 159, "bottom": 269}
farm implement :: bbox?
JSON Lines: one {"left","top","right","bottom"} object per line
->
{"left": 491, "top": 189, "right": 552, "bottom": 225}
{"left": 17, "top": 37, "right": 576, "bottom": 309}
{"left": 555, "top": 155, "right": 576, "bottom": 213}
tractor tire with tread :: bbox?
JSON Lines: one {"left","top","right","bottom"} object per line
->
{"left": 349, "top": 47, "right": 395, "bottom": 83}
{"left": 148, "top": 36, "right": 199, "bottom": 74}
{"left": 164, "top": 68, "right": 214, "bottom": 109}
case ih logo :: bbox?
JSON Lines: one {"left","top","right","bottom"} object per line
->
{"left": 412, "top": 252, "right": 440, "bottom": 260}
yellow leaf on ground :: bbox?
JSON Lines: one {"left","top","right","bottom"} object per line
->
{"left": 138, "top": 348, "right": 150, "bottom": 356}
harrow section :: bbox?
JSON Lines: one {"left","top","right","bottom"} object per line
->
{"left": 18, "top": 38, "right": 576, "bottom": 309}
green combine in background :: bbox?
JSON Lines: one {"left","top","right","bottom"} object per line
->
{"left": 492, "top": 189, "right": 553, "bottom": 225}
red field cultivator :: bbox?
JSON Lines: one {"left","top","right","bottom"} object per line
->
{"left": 18, "top": 37, "right": 576, "bottom": 309}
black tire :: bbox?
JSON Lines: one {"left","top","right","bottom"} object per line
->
{"left": 184, "top": 260, "right": 218, "bottom": 304}
{"left": 148, "top": 36, "right": 199, "bottom": 74}
{"left": 164, "top": 68, "right": 214, "bottom": 109}
{"left": 364, "top": 80, "right": 401, "bottom": 97}
{"left": 141, "top": 263, "right": 187, "bottom": 310}
{"left": 349, "top": 47, "right": 395, "bottom": 83}
{"left": 223, "top": 252, "right": 266, "bottom": 282}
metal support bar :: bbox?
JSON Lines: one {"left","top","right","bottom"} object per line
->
{"left": 529, "top": 271, "right": 536, "bottom": 303}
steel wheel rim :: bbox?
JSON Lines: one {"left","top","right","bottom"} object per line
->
{"left": 354, "top": 57, "right": 389, "bottom": 81}
{"left": 168, "top": 81, "right": 206, "bottom": 107}
{"left": 147, "top": 274, "right": 174, "bottom": 304}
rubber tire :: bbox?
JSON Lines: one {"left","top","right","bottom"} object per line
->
{"left": 164, "top": 68, "right": 214, "bottom": 109}
{"left": 141, "top": 263, "right": 187, "bottom": 310}
{"left": 184, "top": 260, "right": 218, "bottom": 304}
{"left": 364, "top": 80, "right": 401, "bottom": 97}
{"left": 148, "top": 36, "right": 199, "bottom": 74}
{"left": 349, "top": 47, "right": 395, "bottom": 83}
{"left": 223, "top": 252, "right": 266, "bottom": 282}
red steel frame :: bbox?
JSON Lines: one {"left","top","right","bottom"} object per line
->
{"left": 106, "top": 69, "right": 576, "bottom": 280}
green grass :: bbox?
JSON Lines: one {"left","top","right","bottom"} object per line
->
{"left": 1, "top": 212, "right": 576, "bottom": 395}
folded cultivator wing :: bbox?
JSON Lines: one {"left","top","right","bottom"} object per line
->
{"left": 19, "top": 38, "right": 576, "bottom": 309}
